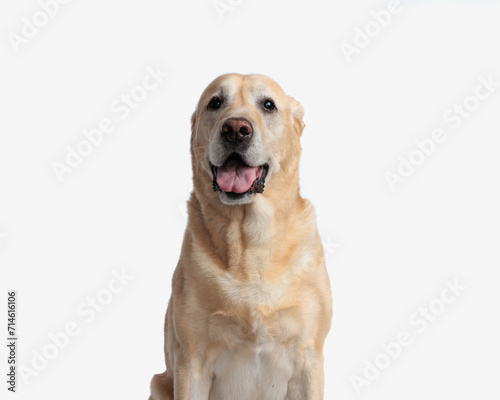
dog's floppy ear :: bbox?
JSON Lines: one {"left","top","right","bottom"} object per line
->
{"left": 189, "top": 110, "right": 198, "bottom": 162}
{"left": 289, "top": 96, "right": 305, "bottom": 135}
{"left": 191, "top": 110, "right": 197, "bottom": 134}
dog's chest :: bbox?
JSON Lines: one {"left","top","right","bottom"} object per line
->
{"left": 206, "top": 308, "right": 301, "bottom": 400}
{"left": 208, "top": 340, "right": 295, "bottom": 400}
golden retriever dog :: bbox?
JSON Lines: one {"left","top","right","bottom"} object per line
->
{"left": 149, "top": 74, "right": 332, "bottom": 400}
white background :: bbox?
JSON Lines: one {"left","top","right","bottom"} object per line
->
{"left": 1, "top": 0, "right": 499, "bottom": 399}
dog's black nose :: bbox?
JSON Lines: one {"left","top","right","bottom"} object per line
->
{"left": 221, "top": 118, "right": 253, "bottom": 143}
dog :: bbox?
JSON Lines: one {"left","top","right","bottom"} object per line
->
{"left": 149, "top": 74, "right": 332, "bottom": 400}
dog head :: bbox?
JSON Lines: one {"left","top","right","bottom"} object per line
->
{"left": 191, "top": 74, "right": 305, "bottom": 206}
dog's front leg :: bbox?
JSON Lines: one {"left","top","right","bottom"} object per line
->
{"left": 172, "top": 350, "right": 212, "bottom": 400}
{"left": 286, "top": 351, "right": 325, "bottom": 400}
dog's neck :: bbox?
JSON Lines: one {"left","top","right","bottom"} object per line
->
{"left": 186, "top": 176, "right": 316, "bottom": 278}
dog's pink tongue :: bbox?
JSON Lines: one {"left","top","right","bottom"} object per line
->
{"left": 217, "top": 160, "right": 257, "bottom": 193}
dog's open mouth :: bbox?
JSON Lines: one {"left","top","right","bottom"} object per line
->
{"left": 211, "top": 153, "right": 268, "bottom": 197}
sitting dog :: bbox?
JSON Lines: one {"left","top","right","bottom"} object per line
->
{"left": 149, "top": 74, "right": 332, "bottom": 400}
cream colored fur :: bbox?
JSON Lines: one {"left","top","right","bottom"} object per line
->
{"left": 149, "top": 74, "right": 332, "bottom": 400}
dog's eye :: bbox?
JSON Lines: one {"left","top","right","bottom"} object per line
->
{"left": 263, "top": 99, "right": 276, "bottom": 112}
{"left": 208, "top": 97, "right": 222, "bottom": 110}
